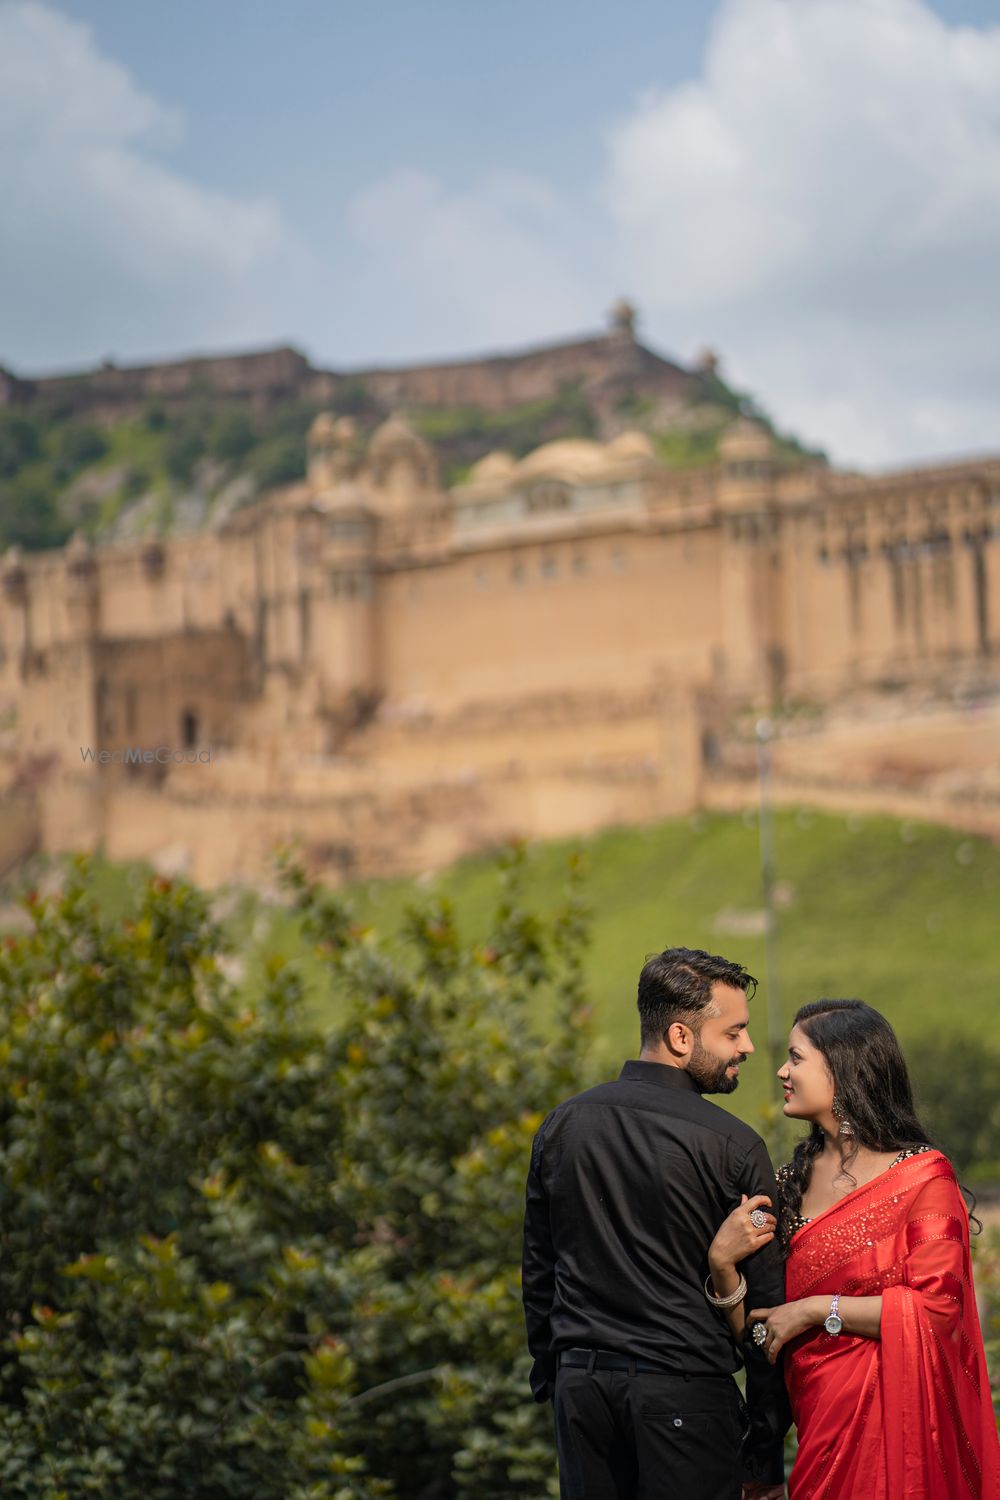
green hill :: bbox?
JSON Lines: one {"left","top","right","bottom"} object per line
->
{"left": 12, "top": 807, "right": 997, "bottom": 1161}
{"left": 0, "top": 368, "right": 823, "bottom": 552}
{"left": 325, "top": 809, "right": 999, "bottom": 1114}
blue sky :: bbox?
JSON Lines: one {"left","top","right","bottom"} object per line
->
{"left": 2, "top": 0, "right": 999, "bottom": 466}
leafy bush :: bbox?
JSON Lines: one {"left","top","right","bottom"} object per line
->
{"left": 0, "top": 414, "right": 42, "bottom": 479}
{"left": 122, "top": 465, "right": 152, "bottom": 500}
{"left": 53, "top": 421, "right": 108, "bottom": 475}
{"left": 252, "top": 436, "right": 307, "bottom": 490}
{"left": 209, "top": 408, "right": 257, "bottom": 464}
{"left": 908, "top": 1034, "right": 1000, "bottom": 1180}
{"left": 0, "top": 847, "right": 593, "bottom": 1498}
{"left": 0, "top": 474, "right": 72, "bottom": 551}
{"left": 163, "top": 416, "right": 210, "bottom": 484}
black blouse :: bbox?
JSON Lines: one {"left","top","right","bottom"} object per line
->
{"left": 778, "top": 1144, "right": 934, "bottom": 1235}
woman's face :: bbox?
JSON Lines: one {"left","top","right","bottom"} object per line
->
{"left": 776, "top": 1023, "right": 835, "bottom": 1121}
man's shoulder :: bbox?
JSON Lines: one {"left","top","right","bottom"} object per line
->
{"left": 694, "top": 1096, "right": 769, "bottom": 1155}
{"left": 539, "top": 1078, "right": 621, "bottom": 1122}
{"left": 540, "top": 1077, "right": 768, "bottom": 1153}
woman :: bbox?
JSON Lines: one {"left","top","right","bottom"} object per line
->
{"left": 706, "top": 999, "right": 1000, "bottom": 1499}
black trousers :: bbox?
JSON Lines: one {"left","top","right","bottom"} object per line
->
{"left": 553, "top": 1361, "right": 746, "bottom": 1500}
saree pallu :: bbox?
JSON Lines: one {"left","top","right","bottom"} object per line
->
{"left": 784, "top": 1149, "right": 999, "bottom": 1499}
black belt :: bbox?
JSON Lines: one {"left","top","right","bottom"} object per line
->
{"left": 558, "top": 1346, "right": 677, "bottom": 1374}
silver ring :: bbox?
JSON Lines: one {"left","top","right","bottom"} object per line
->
{"left": 749, "top": 1208, "right": 768, "bottom": 1229}
{"left": 752, "top": 1322, "right": 768, "bottom": 1347}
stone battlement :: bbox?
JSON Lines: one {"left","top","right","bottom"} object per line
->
{"left": 0, "top": 303, "right": 705, "bottom": 423}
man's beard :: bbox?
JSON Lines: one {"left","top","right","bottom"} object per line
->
{"left": 688, "top": 1035, "right": 746, "bottom": 1095}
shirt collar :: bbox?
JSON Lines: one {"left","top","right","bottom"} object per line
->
{"left": 619, "top": 1059, "right": 699, "bottom": 1093}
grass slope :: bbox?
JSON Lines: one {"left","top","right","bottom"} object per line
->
{"left": 10, "top": 807, "right": 996, "bottom": 1136}
{"left": 327, "top": 809, "right": 999, "bottom": 1128}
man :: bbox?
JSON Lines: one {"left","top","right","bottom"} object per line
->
{"left": 522, "top": 946, "right": 790, "bottom": 1500}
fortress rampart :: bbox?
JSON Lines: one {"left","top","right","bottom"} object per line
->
{"left": 1, "top": 384, "right": 997, "bottom": 888}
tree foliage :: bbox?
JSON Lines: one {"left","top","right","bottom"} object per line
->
{"left": 0, "top": 847, "right": 594, "bottom": 1498}
{"left": 907, "top": 1033, "right": 1000, "bottom": 1180}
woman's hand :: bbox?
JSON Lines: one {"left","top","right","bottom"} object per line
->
{"left": 746, "top": 1299, "right": 823, "bottom": 1363}
{"left": 708, "top": 1193, "right": 777, "bottom": 1275}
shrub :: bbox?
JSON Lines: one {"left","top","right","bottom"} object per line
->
{"left": 908, "top": 1033, "right": 1000, "bottom": 1180}
{"left": 0, "top": 414, "right": 42, "bottom": 479}
{"left": 53, "top": 421, "right": 108, "bottom": 474}
{"left": 164, "top": 421, "right": 208, "bottom": 485}
{"left": 0, "top": 847, "right": 593, "bottom": 1497}
{"left": 0, "top": 475, "right": 71, "bottom": 551}
{"left": 252, "top": 437, "right": 306, "bottom": 490}
{"left": 209, "top": 408, "right": 257, "bottom": 464}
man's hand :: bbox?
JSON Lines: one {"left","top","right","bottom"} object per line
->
{"left": 742, "top": 1484, "right": 786, "bottom": 1499}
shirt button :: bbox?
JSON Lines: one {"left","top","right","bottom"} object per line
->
{"left": 673, "top": 1417, "right": 683, "bottom": 1428}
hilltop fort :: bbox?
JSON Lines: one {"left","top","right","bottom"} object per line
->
{"left": 1, "top": 301, "right": 715, "bottom": 433}
{"left": 0, "top": 310, "right": 997, "bottom": 887}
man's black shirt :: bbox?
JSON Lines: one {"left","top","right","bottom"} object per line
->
{"left": 521, "top": 1058, "right": 791, "bottom": 1484}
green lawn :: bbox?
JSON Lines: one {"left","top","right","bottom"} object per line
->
{"left": 10, "top": 807, "right": 998, "bottom": 1134}
{"left": 316, "top": 808, "right": 999, "bottom": 1127}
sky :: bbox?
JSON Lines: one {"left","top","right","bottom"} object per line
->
{"left": 1, "top": 0, "right": 999, "bottom": 468}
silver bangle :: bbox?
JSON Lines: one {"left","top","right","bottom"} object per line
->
{"left": 705, "top": 1271, "right": 747, "bottom": 1308}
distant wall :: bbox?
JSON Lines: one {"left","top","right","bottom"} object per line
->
{"left": 0, "top": 793, "right": 40, "bottom": 876}
{"left": 8, "top": 347, "right": 312, "bottom": 415}
{"left": 3, "top": 330, "right": 703, "bottom": 420}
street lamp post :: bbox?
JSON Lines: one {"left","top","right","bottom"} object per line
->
{"left": 756, "top": 717, "right": 783, "bottom": 1082}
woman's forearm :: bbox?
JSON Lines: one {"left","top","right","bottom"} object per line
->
{"left": 803, "top": 1294, "right": 883, "bottom": 1339}
{"left": 707, "top": 1258, "right": 748, "bottom": 1339}
{"left": 836, "top": 1295, "right": 883, "bottom": 1338}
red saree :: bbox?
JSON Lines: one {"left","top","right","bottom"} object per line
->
{"left": 784, "top": 1149, "right": 1000, "bottom": 1499}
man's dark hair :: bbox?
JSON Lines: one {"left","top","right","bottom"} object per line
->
{"left": 637, "top": 946, "right": 758, "bottom": 1047}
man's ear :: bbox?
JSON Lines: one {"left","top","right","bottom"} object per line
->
{"left": 665, "top": 1020, "right": 693, "bottom": 1059}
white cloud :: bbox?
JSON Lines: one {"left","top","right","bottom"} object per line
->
{"left": 603, "top": 0, "right": 1000, "bottom": 465}
{"left": 0, "top": 1, "right": 312, "bottom": 369}
{"left": 344, "top": 0, "right": 1000, "bottom": 464}
{"left": 348, "top": 167, "right": 600, "bottom": 356}
{"left": 3, "top": 0, "right": 998, "bottom": 468}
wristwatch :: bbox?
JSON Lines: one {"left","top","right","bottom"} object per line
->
{"left": 824, "top": 1293, "right": 843, "bottom": 1336}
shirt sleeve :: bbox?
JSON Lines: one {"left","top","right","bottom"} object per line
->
{"left": 521, "top": 1116, "right": 557, "bottom": 1403}
{"left": 732, "top": 1135, "right": 793, "bottom": 1485}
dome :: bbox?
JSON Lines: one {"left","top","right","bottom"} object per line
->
{"left": 331, "top": 416, "right": 357, "bottom": 444}
{"left": 607, "top": 430, "right": 655, "bottom": 462}
{"left": 515, "top": 439, "right": 607, "bottom": 481}
{"left": 368, "top": 414, "right": 431, "bottom": 460}
{"left": 468, "top": 451, "right": 517, "bottom": 483}
{"left": 309, "top": 412, "right": 337, "bottom": 443}
{"left": 719, "top": 419, "right": 774, "bottom": 462}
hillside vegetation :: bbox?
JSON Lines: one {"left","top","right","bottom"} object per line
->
{"left": 12, "top": 807, "right": 999, "bottom": 1174}
{"left": 0, "top": 364, "right": 823, "bottom": 552}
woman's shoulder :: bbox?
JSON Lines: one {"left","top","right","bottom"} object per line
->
{"left": 893, "top": 1144, "right": 952, "bottom": 1179}
{"left": 896, "top": 1145, "right": 961, "bottom": 1201}
{"left": 892, "top": 1144, "right": 937, "bottom": 1167}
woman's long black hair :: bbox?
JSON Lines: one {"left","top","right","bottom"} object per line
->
{"left": 776, "top": 999, "right": 978, "bottom": 1254}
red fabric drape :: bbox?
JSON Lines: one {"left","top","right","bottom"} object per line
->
{"left": 784, "top": 1149, "right": 999, "bottom": 1499}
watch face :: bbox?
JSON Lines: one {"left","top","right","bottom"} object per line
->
{"left": 824, "top": 1313, "right": 844, "bottom": 1336}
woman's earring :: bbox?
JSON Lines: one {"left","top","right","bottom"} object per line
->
{"left": 832, "top": 1096, "right": 856, "bottom": 1137}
